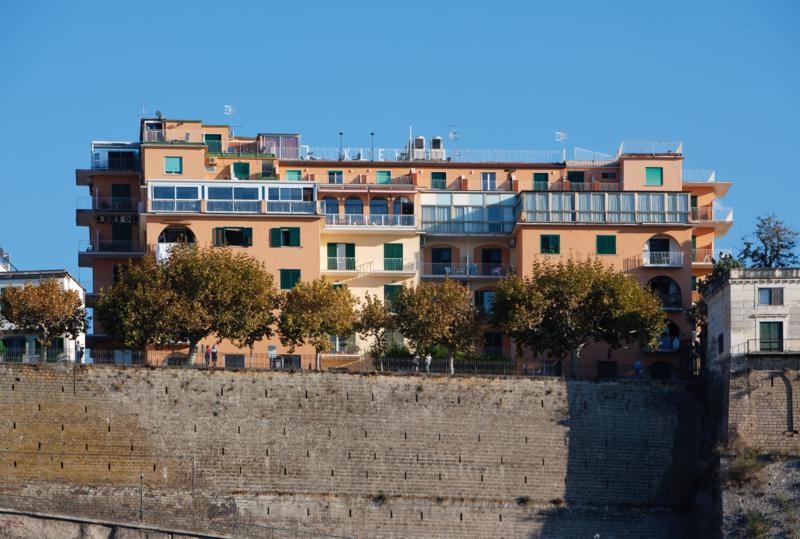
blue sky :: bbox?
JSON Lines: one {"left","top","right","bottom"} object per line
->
{"left": 1, "top": 0, "right": 798, "bottom": 278}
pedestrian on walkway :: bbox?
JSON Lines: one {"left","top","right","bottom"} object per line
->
{"left": 412, "top": 354, "right": 420, "bottom": 373}
{"left": 204, "top": 345, "right": 211, "bottom": 367}
{"left": 425, "top": 353, "right": 432, "bottom": 374}
{"left": 633, "top": 359, "right": 642, "bottom": 379}
{"left": 211, "top": 345, "right": 218, "bottom": 368}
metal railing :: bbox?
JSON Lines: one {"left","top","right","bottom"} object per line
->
{"left": 266, "top": 200, "right": 316, "bottom": 214}
{"left": 691, "top": 205, "right": 734, "bottom": 222}
{"left": 91, "top": 154, "right": 140, "bottom": 170}
{"left": 421, "top": 222, "right": 515, "bottom": 234}
{"left": 691, "top": 248, "right": 732, "bottom": 264}
{"left": 520, "top": 210, "right": 689, "bottom": 224}
{"left": 88, "top": 197, "right": 138, "bottom": 211}
{"left": 642, "top": 251, "right": 684, "bottom": 267}
{"left": 325, "top": 257, "right": 357, "bottom": 271}
{"left": 151, "top": 199, "right": 201, "bottom": 213}
{"left": 619, "top": 140, "right": 682, "bottom": 155}
{"left": 206, "top": 200, "right": 260, "bottom": 213}
{"left": 683, "top": 169, "right": 716, "bottom": 182}
{"left": 735, "top": 339, "right": 800, "bottom": 355}
{"left": 142, "top": 130, "right": 165, "bottom": 142}
{"left": 83, "top": 240, "right": 142, "bottom": 253}
{"left": 422, "top": 262, "right": 513, "bottom": 277}
{"left": 377, "top": 258, "right": 416, "bottom": 272}
{"left": 656, "top": 293, "right": 683, "bottom": 310}
{"left": 299, "top": 146, "right": 563, "bottom": 163}
{"left": 323, "top": 213, "right": 415, "bottom": 227}
{"left": 549, "top": 180, "right": 622, "bottom": 192}
{"left": 0, "top": 349, "right": 75, "bottom": 363}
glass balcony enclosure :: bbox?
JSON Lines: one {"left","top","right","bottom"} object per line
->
{"left": 518, "top": 191, "right": 690, "bottom": 224}
{"left": 90, "top": 142, "right": 140, "bottom": 170}
{"left": 421, "top": 192, "right": 516, "bottom": 234}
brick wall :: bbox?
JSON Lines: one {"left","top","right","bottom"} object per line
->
{"left": 0, "top": 364, "right": 702, "bottom": 538}
{"left": 728, "top": 368, "right": 800, "bottom": 454}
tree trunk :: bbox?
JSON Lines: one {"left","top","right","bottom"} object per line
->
{"left": 569, "top": 347, "right": 581, "bottom": 378}
{"left": 448, "top": 351, "right": 454, "bottom": 375}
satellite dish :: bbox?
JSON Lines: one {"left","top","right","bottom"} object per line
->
{"left": 155, "top": 110, "right": 162, "bottom": 119}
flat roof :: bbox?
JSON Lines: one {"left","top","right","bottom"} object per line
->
{"left": 0, "top": 270, "right": 84, "bottom": 288}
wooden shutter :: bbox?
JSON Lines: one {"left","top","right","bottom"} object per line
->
{"left": 345, "top": 243, "right": 355, "bottom": 258}
{"left": 213, "top": 227, "right": 225, "bottom": 246}
{"left": 327, "top": 244, "right": 338, "bottom": 270}
{"left": 289, "top": 227, "right": 300, "bottom": 247}
{"left": 270, "top": 228, "right": 282, "bottom": 247}
{"left": 384, "top": 285, "right": 401, "bottom": 309}
{"left": 242, "top": 228, "right": 253, "bottom": 247}
{"left": 772, "top": 288, "right": 784, "bottom": 305}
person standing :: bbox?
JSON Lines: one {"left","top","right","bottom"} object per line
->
{"left": 204, "top": 345, "right": 211, "bottom": 368}
{"left": 412, "top": 354, "right": 420, "bottom": 373}
{"left": 633, "top": 359, "right": 642, "bottom": 379}
{"left": 211, "top": 345, "right": 218, "bottom": 368}
{"left": 425, "top": 353, "right": 432, "bottom": 374}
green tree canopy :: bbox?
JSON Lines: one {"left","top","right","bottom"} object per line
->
{"left": 0, "top": 279, "right": 87, "bottom": 355}
{"left": 492, "top": 258, "right": 664, "bottom": 377}
{"left": 354, "top": 293, "right": 394, "bottom": 369}
{"left": 738, "top": 214, "right": 799, "bottom": 268}
{"left": 277, "top": 278, "right": 358, "bottom": 370}
{"left": 393, "top": 279, "right": 477, "bottom": 374}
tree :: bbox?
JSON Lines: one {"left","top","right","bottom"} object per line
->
{"left": 494, "top": 258, "right": 664, "bottom": 377}
{"left": 355, "top": 293, "right": 394, "bottom": 370}
{"left": 94, "top": 257, "right": 177, "bottom": 350}
{"left": 277, "top": 279, "right": 358, "bottom": 370}
{"left": 393, "top": 279, "right": 477, "bottom": 374}
{"left": 738, "top": 214, "right": 799, "bottom": 268}
{"left": 0, "top": 279, "right": 87, "bottom": 360}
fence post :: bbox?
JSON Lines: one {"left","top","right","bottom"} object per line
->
{"left": 139, "top": 473, "right": 144, "bottom": 521}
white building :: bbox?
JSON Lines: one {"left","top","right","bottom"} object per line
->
{"left": 0, "top": 269, "right": 86, "bottom": 362}
{"left": 706, "top": 267, "right": 800, "bottom": 371}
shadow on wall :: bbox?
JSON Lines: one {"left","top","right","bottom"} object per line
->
{"left": 536, "top": 380, "right": 709, "bottom": 538}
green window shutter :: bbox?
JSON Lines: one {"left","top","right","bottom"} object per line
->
{"left": 690, "top": 195, "right": 698, "bottom": 209}
{"left": 270, "top": 228, "right": 282, "bottom": 247}
{"left": 431, "top": 171, "right": 446, "bottom": 189}
{"left": 384, "top": 284, "right": 402, "bottom": 310}
{"left": 691, "top": 276, "right": 697, "bottom": 291}
{"left": 541, "top": 234, "right": 560, "bottom": 254}
{"left": 285, "top": 169, "right": 302, "bottom": 181}
{"left": 213, "top": 227, "right": 225, "bottom": 246}
{"left": 280, "top": 269, "right": 301, "bottom": 289}
{"left": 345, "top": 243, "right": 355, "bottom": 257}
{"left": 596, "top": 235, "right": 616, "bottom": 255}
{"left": 645, "top": 167, "right": 663, "bottom": 186}
{"left": 327, "top": 244, "right": 338, "bottom": 270}
{"left": 289, "top": 227, "right": 300, "bottom": 247}
{"left": 233, "top": 162, "right": 250, "bottom": 180}
{"left": 164, "top": 156, "right": 182, "bottom": 174}
{"left": 384, "top": 243, "right": 403, "bottom": 270}
{"left": 692, "top": 235, "right": 697, "bottom": 249}
{"left": 533, "top": 172, "right": 548, "bottom": 190}
{"left": 242, "top": 228, "right": 253, "bottom": 247}
{"left": 376, "top": 171, "right": 391, "bottom": 184}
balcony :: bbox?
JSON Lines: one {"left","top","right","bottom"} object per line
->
{"left": 266, "top": 201, "right": 316, "bottom": 214}
{"left": 736, "top": 339, "right": 800, "bottom": 355}
{"left": 548, "top": 180, "right": 622, "bottom": 192}
{"left": 152, "top": 199, "right": 202, "bottom": 213}
{"left": 421, "top": 222, "right": 515, "bottom": 235}
{"left": 323, "top": 214, "right": 416, "bottom": 229}
{"left": 206, "top": 200, "right": 261, "bottom": 213}
{"left": 324, "top": 257, "right": 357, "bottom": 272}
{"left": 642, "top": 251, "right": 684, "bottom": 267}
{"left": 322, "top": 258, "right": 416, "bottom": 275}
{"left": 79, "top": 240, "right": 143, "bottom": 267}
{"left": 656, "top": 293, "right": 683, "bottom": 311}
{"left": 422, "top": 262, "right": 513, "bottom": 278}
{"left": 692, "top": 248, "right": 732, "bottom": 264}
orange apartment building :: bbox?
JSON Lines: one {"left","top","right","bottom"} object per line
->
{"left": 76, "top": 118, "right": 732, "bottom": 377}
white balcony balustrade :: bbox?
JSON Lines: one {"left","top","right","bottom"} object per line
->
{"left": 642, "top": 251, "right": 684, "bottom": 267}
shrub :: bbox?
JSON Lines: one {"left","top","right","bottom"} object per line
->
{"left": 743, "top": 511, "right": 770, "bottom": 539}
{"left": 726, "top": 451, "right": 770, "bottom": 487}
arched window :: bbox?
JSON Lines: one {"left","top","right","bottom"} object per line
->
{"left": 656, "top": 321, "right": 681, "bottom": 351}
{"left": 344, "top": 197, "right": 363, "bottom": 215}
{"left": 158, "top": 225, "right": 195, "bottom": 244}
{"left": 393, "top": 196, "right": 414, "bottom": 215}
{"left": 322, "top": 197, "right": 339, "bottom": 215}
{"left": 648, "top": 276, "right": 682, "bottom": 310}
{"left": 370, "top": 197, "right": 388, "bottom": 215}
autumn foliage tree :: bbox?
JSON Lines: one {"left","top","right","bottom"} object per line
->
{"left": 355, "top": 293, "right": 394, "bottom": 370}
{"left": 393, "top": 279, "right": 477, "bottom": 374}
{"left": 492, "top": 258, "right": 664, "bottom": 377}
{"left": 277, "top": 278, "right": 358, "bottom": 370}
{"left": 0, "top": 279, "right": 87, "bottom": 359}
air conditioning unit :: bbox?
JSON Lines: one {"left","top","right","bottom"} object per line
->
{"left": 206, "top": 156, "right": 218, "bottom": 165}
{"left": 430, "top": 137, "right": 446, "bottom": 160}
{"left": 413, "top": 136, "right": 426, "bottom": 160}
{"left": 121, "top": 216, "right": 132, "bottom": 224}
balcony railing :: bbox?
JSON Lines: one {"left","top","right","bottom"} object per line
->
{"left": 655, "top": 293, "right": 683, "bottom": 310}
{"left": 83, "top": 240, "right": 142, "bottom": 254}
{"left": 642, "top": 251, "right": 684, "bottom": 267}
{"left": 422, "top": 262, "right": 513, "bottom": 277}
{"left": 142, "top": 130, "right": 165, "bottom": 142}
{"left": 735, "top": 339, "right": 800, "bottom": 355}
{"left": 379, "top": 258, "right": 416, "bottom": 272}
{"left": 266, "top": 201, "right": 316, "bottom": 214}
{"left": 91, "top": 154, "right": 140, "bottom": 171}
{"left": 325, "top": 257, "right": 357, "bottom": 271}
{"left": 548, "top": 180, "right": 622, "bottom": 192}
{"left": 691, "top": 205, "right": 734, "bottom": 223}
{"left": 520, "top": 210, "right": 689, "bottom": 225}
{"left": 91, "top": 197, "right": 137, "bottom": 211}
{"left": 323, "top": 214, "right": 416, "bottom": 228}
{"left": 152, "top": 199, "right": 202, "bottom": 213}
{"left": 691, "top": 248, "right": 732, "bottom": 264}
{"left": 421, "top": 222, "right": 515, "bottom": 234}
{"left": 206, "top": 200, "right": 261, "bottom": 213}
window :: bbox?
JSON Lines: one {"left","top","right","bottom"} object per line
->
{"left": 758, "top": 287, "right": 784, "bottom": 306}
{"left": 204, "top": 134, "right": 222, "bottom": 153}
{"left": 759, "top": 321, "right": 783, "bottom": 352}
{"left": 328, "top": 170, "right": 343, "bottom": 184}
{"left": 327, "top": 243, "right": 355, "bottom": 270}
{"left": 432, "top": 172, "right": 447, "bottom": 190}
{"left": 645, "top": 167, "right": 663, "bottom": 186}
{"left": 213, "top": 227, "right": 252, "bottom": 247}
{"left": 270, "top": 227, "right": 300, "bottom": 247}
{"left": 567, "top": 171, "right": 585, "bottom": 184}
{"left": 596, "top": 235, "right": 616, "bottom": 255}
{"left": 261, "top": 161, "right": 276, "bottom": 178}
{"left": 164, "top": 156, "right": 183, "bottom": 174}
{"left": 322, "top": 197, "right": 339, "bottom": 214}
{"left": 280, "top": 269, "right": 301, "bottom": 289}
{"left": 483, "top": 331, "right": 503, "bottom": 355}
{"left": 232, "top": 162, "right": 250, "bottom": 180}
{"left": 481, "top": 172, "right": 496, "bottom": 191}
{"left": 541, "top": 234, "right": 560, "bottom": 254}
{"left": 533, "top": 172, "right": 548, "bottom": 190}
{"left": 475, "top": 290, "right": 496, "bottom": 315}
{"left": 384, "top": 243, "right": 404, "bottom": 271}
{"left": 601, "top": 172, "right": 617, "bottom": 180}
{"left": 285, "top": 169, "right": 302, "bottom": 181}
{"left": 376, "top": 171, "right": 391, "bottom": 184}
{"left": 384, "top": 284, "right": 402, "bottom": 310}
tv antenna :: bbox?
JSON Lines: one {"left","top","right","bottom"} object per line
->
{"left": 224, "top": 104, "right": 236, "bottom": 135}
{"left": 447, "top": 123, "right": 459, "bottom": 159}
{"left": 555, "top": 130, "right": 567, "bottom": 161}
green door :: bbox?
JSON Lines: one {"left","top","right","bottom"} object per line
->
{"left": 204, "top": 134, "right": 222, "bottom": 153}
{"left": 759, "top": 322, "right": 783, "bottom": 352}
{"left": 233, "top": 162, "right": 250, "bottom": 180}
{"left": 384, "top": 243, "right": 403, "bottom": 271}
{"left": 345, "top": 243, "right": 356, "bottom": 270}
{"left": 327, "top": 243, "right": 338, "bottom": 270}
